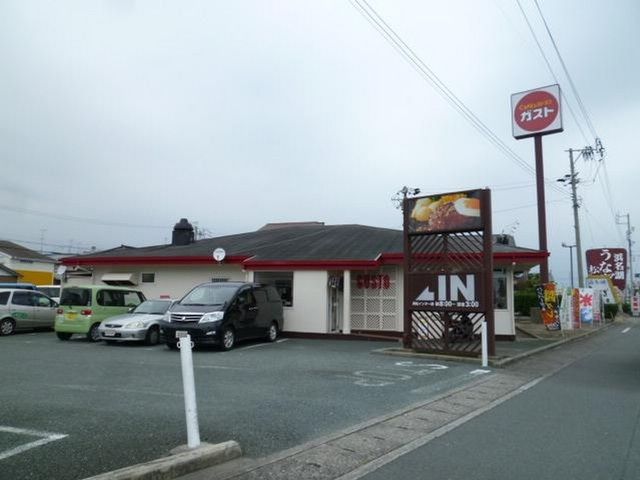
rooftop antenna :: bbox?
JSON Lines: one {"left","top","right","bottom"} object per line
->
{"left": 501, "top": 220, "right": 520, "bottom": 237}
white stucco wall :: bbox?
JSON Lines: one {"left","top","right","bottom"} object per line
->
{"left": 283, "top": 271, "right": 328, "bottom": 333}
{"left": 60, "top": 262, "right": 517, "bottom": 338}
{"left": 63, "top": 264, "right": 248, "bottom": 299}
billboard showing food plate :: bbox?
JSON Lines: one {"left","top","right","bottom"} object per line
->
{"left": 407, "top": 190, "right": 482, "bottom": 234}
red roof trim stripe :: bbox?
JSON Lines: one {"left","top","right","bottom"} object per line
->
{"left": 62, "top": 255, "right": 251, "bottom": 266}
{"left": 62, "top": 250, "right": 547, "bottom": 269}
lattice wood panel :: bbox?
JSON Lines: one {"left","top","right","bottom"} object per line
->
{"left": 411, "top": 311, "right": 483, "bottom": 356}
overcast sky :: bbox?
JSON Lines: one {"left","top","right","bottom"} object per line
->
{"left": 1, "top": 0, "right": 638, "bottom": 287}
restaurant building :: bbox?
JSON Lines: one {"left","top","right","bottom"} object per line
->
{"left": 61, "top": 219, "right": 546, "bottom": 340}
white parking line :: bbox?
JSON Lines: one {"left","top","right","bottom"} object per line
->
{"left": 48, "top": 384, "right": 183, "bottom": 398}
{"left": 236, "top": 338, "right": 289, "bottom": 351}
{"left": 196, "top": 365, "right": 246, "bottom": 370}
{"left": 622, "top": 327, "right": 631, "bottom": 334}
{"left": 0, "top": 426, "right": 67, "bottom": 461}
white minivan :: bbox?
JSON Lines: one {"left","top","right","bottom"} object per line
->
{"left": 37, "top": 285, "right": 61, "bottom": 303}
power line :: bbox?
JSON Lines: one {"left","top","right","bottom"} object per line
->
{"left": 0, "top": 236, "right": 99, "bottom": 254}
{"left": 533, "top": 0, "right": 599, "bottom": 140}
{"left": 349, "top": 0, "right": 570, "bottom": 198}
{"left": 514, "top": 0, "right": 590, "bottom": 144}
{"left": 0, "top": 203, "right": 168, "bottom": 229}
{"left": 494, "top": 198, "right": 569, "bottom": 214}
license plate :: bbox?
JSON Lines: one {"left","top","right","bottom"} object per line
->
{"left": 65, "top": 312, "right": 78, "bottom": 320}
{"left": 103, "top": 329, "right": 116, "bottom": 337}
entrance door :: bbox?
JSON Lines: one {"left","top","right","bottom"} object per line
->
{"left": 327, "top": 275, "right": 343, "bottom": 332}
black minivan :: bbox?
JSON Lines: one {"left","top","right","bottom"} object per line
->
{"left": 161, "top": 282, "right": 284, "bottom": 350}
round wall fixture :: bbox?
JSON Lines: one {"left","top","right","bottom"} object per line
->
{"left": 213, "top": 248, "right": 226, "bottom": 262}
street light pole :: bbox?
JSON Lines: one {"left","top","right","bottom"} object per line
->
{"left": 562, "top": 242, "right": 576, "bottom": 289}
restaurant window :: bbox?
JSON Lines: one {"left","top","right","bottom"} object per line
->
{"left": 493, "top": 272, "right": 508, "bottom": 310}
{"left": 141, "top": 273, "right": 155, "bottom": 283}
{"left": 253, "top": 272, "right": 293, "bottom": 306}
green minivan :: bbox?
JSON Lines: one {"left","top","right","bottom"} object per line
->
{"left": 55, "top": 285, "right": 146, "bottom": 342}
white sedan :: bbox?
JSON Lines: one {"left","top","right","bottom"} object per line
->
{"left": 98, "top": 299, "right": 174, "bottom": 345}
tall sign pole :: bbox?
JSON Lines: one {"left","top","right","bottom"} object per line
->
{"left": 511, "top": 84, "right": 564, "bottom": 283}
{"left": 534, "top": 135, "right": 549, "bottom": 283}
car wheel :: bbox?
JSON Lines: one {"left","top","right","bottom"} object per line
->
{"left": 56, "top": 332, "right": 72, "bottom": 341}
{"left": 267, "top": 321, "right": 278, "bottom": 342}
{"left": 221, "top": 327, "right": 235, "bottom": 351}
{"left": 0, "top": 318, "right": 15, "bottom": 336}
{"left": 87, "top": 323, "right": 101, "bottom": 342}
{"left": 166, "top": 341, "right": 178, "bottom": 350}
{"left": 145, "top": 326, "right": 160, "bottom": 346}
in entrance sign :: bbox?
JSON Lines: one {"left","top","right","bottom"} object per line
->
{"left": 511, "top": 84, "right": 563, "bottom": 139}
{"left": 410, "top": 273, "right": 483, "bottom": 311}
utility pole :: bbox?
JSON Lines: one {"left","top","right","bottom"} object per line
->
{"left": 558, "top": 147, "right": 595, "bottom": 288}
{"left": 393, "top": 186, "right": 421, "bottom": 211}
{"left": 40, "top": 229, "right": 46, "bottom": 254}
{"left": 569, "top": 149, "right": 584, "bottom": 288}
{"left": 616, "top": 213, "right": 634, "bottom": 295}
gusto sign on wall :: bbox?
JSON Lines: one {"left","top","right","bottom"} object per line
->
{"left": 356, "top": 274, "right": 391, "bottom": 290}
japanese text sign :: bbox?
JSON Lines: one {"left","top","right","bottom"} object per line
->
{"left": 586, "top": 248, "right": 627, "bottom": 291}
{"left": 511, "top": 84, "right": 563, "bottom": 139}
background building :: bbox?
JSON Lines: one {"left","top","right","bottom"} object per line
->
{"left": 0, "top": 240, "right": 57, "bottom": 285}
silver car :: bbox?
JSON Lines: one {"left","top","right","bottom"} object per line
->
{"left": 98, "top": 299, "right": 174, "bottom": 345}
{"left": 0, "top": 288, "right": 58, "bottom": 335}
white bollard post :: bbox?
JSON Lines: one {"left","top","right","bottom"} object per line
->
{"left": 481, "top": 321, "right": 488, "bottom": 368}
{"left": 177, "top": 331, "right": 201, "bottom": 449}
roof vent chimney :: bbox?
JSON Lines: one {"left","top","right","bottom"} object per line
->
{"left": 172, "top": 218, "right": 195, "bottom": 246}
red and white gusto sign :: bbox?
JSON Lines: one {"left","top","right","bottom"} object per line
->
{"left": 357, "top": 274, "right": 390, "bottom": 290}
{"left": 511, "top": 84, "right": 563, "bottom": 139}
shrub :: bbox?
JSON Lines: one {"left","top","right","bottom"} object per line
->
{"left": 514, "top": 291, "right": 539, "bottom": 316}
{"left": 604, "top": 303, "right": 619, "bottom": 320}
{"left": 622, "top": 303, "right": 631, "bottom": 314}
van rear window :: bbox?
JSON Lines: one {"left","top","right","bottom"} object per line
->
{"left": 38, "top": 287, "right": 60, "bottom": 298}
{"left": 0, "top": 291, "right": 9, "bottom": 305}
{"left": 60, "top": 288, "right": 92, "bottom": 306}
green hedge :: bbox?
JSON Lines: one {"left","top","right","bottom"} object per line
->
{"left": 604, "top": 303, "right": 619, "bottom": 320}
{"left": 514, "top": 291, "right": 539, "bottom": 316}
{"left": 622, "top": 303, "right": 631, "bottom": 314}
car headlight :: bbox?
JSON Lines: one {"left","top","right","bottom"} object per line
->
{"left": 124, "top": 321, "right": 145, "bottom": 329}
{"left": 199, "top": 311, "right": 224, "bottom": 324}
{"left": 163, "top": 311, "right": 171, "bottom": 323}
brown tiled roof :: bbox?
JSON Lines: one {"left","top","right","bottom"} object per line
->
{"left": 0, "top": 240, "right": 57, "bottom": 263}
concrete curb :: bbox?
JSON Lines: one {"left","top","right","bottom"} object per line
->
{"left": 374, "top": 320, "right": 618, "bottom": 368}
{"left": 82, "top": 441, "right": 242, "bottom": 480}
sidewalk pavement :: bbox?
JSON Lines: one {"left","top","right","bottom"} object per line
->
{"left": 88, "top": 316, "right": 619, "bottom": 480}
{"left": 375, "top": 316, "right": 616, "bottom": 367}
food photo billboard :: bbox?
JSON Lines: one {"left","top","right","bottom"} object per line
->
{"left": 406, "top": 190, "right": 483, "bottom": 234}
{"left": 511, "top": 84, "right": 563, "bottom": 139}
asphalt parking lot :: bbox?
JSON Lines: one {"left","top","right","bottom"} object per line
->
{"left": 1, "top": 331, "right": 487, "bottom": 479}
